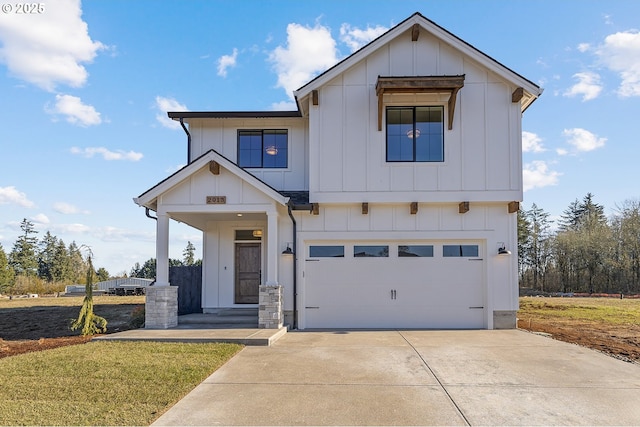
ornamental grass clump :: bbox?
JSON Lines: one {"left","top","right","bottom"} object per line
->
{"left": 70, "top": 256, "right": 107, "bottom": 336}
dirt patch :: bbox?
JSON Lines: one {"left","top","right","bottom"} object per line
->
{"left": 0, "top": 300, "right": 143, "bottom": 358}
{"left": 518, "top": 318, "right": 640, "bottom": 363}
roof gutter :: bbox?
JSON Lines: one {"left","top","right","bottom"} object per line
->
{"left": 179, "top": 117, "right": 192, "bottom": 164}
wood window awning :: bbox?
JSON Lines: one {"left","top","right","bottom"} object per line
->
{"left": 376, "top": 75, "right": 465, "bottom": 131}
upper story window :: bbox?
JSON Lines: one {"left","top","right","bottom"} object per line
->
{"left": 386, "top": 106, "right": 444, "bottom": 162}
{"left": 238, "top": 130, "right": 288, "bottom": 168}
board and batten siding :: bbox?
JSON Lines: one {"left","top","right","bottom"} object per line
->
{"left": 186, "top": 117, "right": 309, "bottom": 192}
{"left": 308, "top": 28, "right": 523, "bottom": 203}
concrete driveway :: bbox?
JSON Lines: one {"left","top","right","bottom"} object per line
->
{"left": 152, "top": 330, "right": 640, "bottom": 426}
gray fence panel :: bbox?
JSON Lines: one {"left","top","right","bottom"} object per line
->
{"left": 169, "top": 266, "right": 202, "bottom": 315}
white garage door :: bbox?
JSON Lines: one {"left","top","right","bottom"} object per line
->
{"left": 304, "top": 242, "right": 485, "bottom": 329}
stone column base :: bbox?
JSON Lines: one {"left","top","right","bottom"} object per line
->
{"left": 145, "top": 286, "right": 178, "bottom": 329}
{"left": 259, "top": 285, "right": 283, "bottom": 329}
{"left": 493, "top": 310, "right": 517, "bottom": 329}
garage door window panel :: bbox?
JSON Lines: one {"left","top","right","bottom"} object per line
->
{"left": 443, "top": 245, "right": 479, "bottom": 257}
{"left": 354, "top": 245, "right": 389, "bottom": 257}
{"left": 309, "top": 246, "right": 344, "bottom": 258}
{"left": 398, "top": 245, "right": 434, "bottom": 257}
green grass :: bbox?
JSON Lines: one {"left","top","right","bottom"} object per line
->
{"left": 0, "top": 341, "right": 242, "bottom": 426}
{"left": 519, "top": 297, "right": 640, "bottom": 325}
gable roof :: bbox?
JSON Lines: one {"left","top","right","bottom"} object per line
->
{"left": 134, "top": 149, "right": 290, "bottom": 210}
{"left": 294, "top": 12, "right": 542, "bottom": 114}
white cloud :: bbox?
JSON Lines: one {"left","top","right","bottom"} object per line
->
{"left": 271, "top": 100, "right": 298, "bottom": 111}
{"left": 0, "top": 0, "right": 105, "bottom": 91}
{"left": 53, "top": 202, "right": 89, "bottom": 215}
{"left": 523, "top": 161, "right": 561, "bottom": 191}
{"left": 562, "top": 128, "right": 606, "bottom": 152}
{"left": 0, "top": 186, "right": 34, "bottom": 208}
{"left": 31, "top": 213, "right": 50, "bottom": 225}
{"left": 522, "top": 131, "right": 545, "bottom": 153}
{"left": 70, "top": 146, "right": 143, "bottom": 161}
{"left": 577, "top": 43, "right": 591, "bottom": 53}
{"left": 596, "top": 30, "right": 640, "bottom": 97}
{"left": 564, "top": 72, "right": 603, "bottom": 101}
{"left": 48, "top": 94, "right": 102, "bottom": 126}
{"left": 340, "top": 23, "right": 388, "bottom": 52}
{"left": 51, "top": 223, "right": 91, "bottom": 234}
{"left": 155, "top": 96, "right": 188, "bottom": 130}
{"left": 556, "top": 148, "right": 569, "bottom": 156}
{"left": 217, "top": 48, "right": 238, "bottom": 77}
{"left": 269, "top": 22, "right": 338, "bottom": 98}
{"left": 94, "top": 226, "right": 154, "bottom": 243}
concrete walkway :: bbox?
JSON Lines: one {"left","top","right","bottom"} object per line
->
{"left": 152, "top": 329, "right": 640, "bottom": 426}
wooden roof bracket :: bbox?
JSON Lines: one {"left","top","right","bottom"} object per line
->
{"left": 376, "top": 75, "right": 465, "bottom": 131}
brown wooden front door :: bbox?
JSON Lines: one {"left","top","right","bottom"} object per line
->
{"left": 235, "top": 243, "right": 261, "bottom": 304}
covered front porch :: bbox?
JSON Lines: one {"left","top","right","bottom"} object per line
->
{"left": 134, "top": 150, "right": 294, "bottom": 330}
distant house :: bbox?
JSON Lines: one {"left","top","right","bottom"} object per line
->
{"left": 134, "top": 12, "right": 542, "bottom": 330}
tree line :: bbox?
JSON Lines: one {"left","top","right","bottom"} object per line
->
{"left": 0, "top": 218, "right": 201, "bottom": 295}
{"left": 0, "top": 219, "right": 108, "bottom": 295}
{"left": 519, "top": 193, "right": 640, "bottom": 295}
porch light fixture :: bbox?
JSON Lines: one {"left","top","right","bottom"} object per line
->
{"left": 265, "top": 145, "right": 278, "bottom": 155}
{"left": 252, "top": 230, "right": 263, "bottom": 238}
{"left": 497, "top": 242, "right": 511, "bottom": 256}
{"left": 406, "top": 129, "right": 421, "bottom": 139}
{"left": 282, "top": 244, "right": 293, "bottom": 255}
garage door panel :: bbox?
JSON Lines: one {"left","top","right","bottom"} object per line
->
{"left": 304, "top": 241, "right": 484, "bottom": 329}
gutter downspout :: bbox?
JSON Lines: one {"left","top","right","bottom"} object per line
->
{"left": 145, "top": 207, "right": 157, "bottom": 221}
{"left": 287, "top": 203, "right": 298, "bottom": 329}
{"left": 179, "top": 117, "right": 192, "bottom": 164}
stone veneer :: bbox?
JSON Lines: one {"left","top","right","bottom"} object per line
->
{"left": 145, "top": 286, "right": 178, "bottom": 329}
{"left": 493, "top": 310, "right": 517, "bottom": 329}
{"left": 259, "top": 285, "right": 283, "bottom": 329}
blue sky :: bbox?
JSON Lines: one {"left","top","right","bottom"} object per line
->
{"left": 1, "top": 0, "right": 639, "bottom": 275}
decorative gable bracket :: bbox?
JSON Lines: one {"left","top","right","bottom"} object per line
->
{"left": 376, "top": 75, "right": 465, "bottom": 131}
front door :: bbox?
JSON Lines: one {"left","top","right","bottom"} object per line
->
{"left": 235, "top": 243, "right": 261, "bottom": 304}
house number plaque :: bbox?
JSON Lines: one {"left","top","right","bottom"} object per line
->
{"left": 206, "top": 196, "right": 226, "bottom": 204}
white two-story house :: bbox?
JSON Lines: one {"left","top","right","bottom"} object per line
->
{"left": 134, "top": 12, "right": 541, "bottom": 330}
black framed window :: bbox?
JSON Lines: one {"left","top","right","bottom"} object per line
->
{"left": 354, "top": 245, "right": 389, "bottom": 257}
{"left": 386, "top": 106, "right": 444, "bottom": 162}
{"left": 309, "top": 246, "right": 344, "bottom": 258}
{"left": 238, "top": 130, "right": 288, "bottom": 168}
{"left": 443, "top": 245, "right": 479, "bottom": 257}
{"left": 398, "top": 245, "right": 434, "bottom": 257}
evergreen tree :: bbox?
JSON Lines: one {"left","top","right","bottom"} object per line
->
{"left": 183, "top": 241, "right": 196, "bottom": 266}
{"left": 96, "top": 267, "right": 110, "bottom": 282}
{"left": 0, "top": 243, "right": 15, "bottom": 294}
{"left": 130, "top": 258, "right": 156, "bottom": 279}
{"left": 9, "top": 218, "right": 39, "bottom": 277}
{"left": 51, "top": 239, "right": 71, "bottom": 283}
{"left": 71, "top": 255, "right": 107, "bottom": 336}
{"left": 37, "top": 231, "right": 58, "bottom": 282}
{"left": 68, "top": 242, "right": 87, "bottom": 284}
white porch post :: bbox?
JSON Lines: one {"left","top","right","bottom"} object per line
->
{"left": 145, "top": 211, "right": 178, "bottom": 329}
{"left": 265, "top": 210, "right": 279, "bottom": 286}
{"left": 259, "top": 210, "right": 283, "bottom": 329}
{"left": 155, "top": 212, "right": 170, "bottom": 286}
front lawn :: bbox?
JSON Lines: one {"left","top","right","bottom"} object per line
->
{"left": 0, "top": 341, "right": 242, "bottom": 426}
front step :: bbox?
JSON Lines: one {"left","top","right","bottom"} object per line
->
{"left": 179, "top": 309, "right": 259, "bottom": 328}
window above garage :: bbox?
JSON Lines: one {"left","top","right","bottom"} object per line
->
{"left": 375, "top": 75, "right": 465, "bottom": 131}
{"left": 386, "top": 106, "right": 444, "bottom": 162}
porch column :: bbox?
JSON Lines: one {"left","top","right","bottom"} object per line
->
{"left": 156, "top": 212, "right": 170, "bottom": 286}
{"left": 146, "top": 211, "right": 177, "bottom": 329}
{"left": 266, "top": 211, "right": 279, "bottom": 286}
